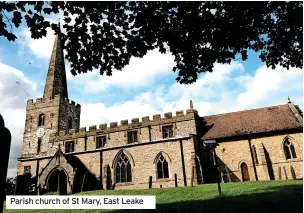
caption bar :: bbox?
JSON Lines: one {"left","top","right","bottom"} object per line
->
{"left": 6, "top": 196, "right": 156, "bottom": 209}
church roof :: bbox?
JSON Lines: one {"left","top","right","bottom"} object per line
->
{"left": 43, "top": 26, "right": 68, "bottom": 99}
{"left": 201, "top": 103, "right": 303, "bottom": 140}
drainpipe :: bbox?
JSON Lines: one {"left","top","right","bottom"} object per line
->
{"left": 148, "top": 125, "right": 152, "bottom": 142}
{"left": 35, "top": 160, "right": 40, "bottom": 195}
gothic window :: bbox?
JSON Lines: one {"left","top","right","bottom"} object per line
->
{"left": 68, "top": 117, "right": 72, "bottom": 130}
{"left": 156, "top": 154, "right": 169, "bottom": 179}
{"left": 65, "top": 141, "right": 75, "bottom": 153}
{"left": 37, "top": 139, "right": 42, "bottom": 153}
{"left": 38, "top": 114, "right": 45, "bottom": 126}
{"left": 96, "top": 136, "right": 106, "bottom": 148}
{"left": 283, "top": 138, "right": 297, "bottom": 159}
{"left": 162, "top": 125, "right": 173, "bottom": 138}
{"left": 115, "top": 151, "right": 132, "bottom": 183}
{"left": 127, "top": 131, "right": 138, "bottom": 144}
{"left": 24, "top": 166, "right": 31, "bottom": 175}
{"left": 252, "top": 145, "right": 259, "bottom": 164}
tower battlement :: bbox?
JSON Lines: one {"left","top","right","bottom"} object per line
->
{"left": 26, "top": 94, "right": 81, "bottom": 110}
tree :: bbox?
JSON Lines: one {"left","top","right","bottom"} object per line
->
{"left": 5, "top": 177, "right": 15, "bottom": 196}
{"left": 0, "top": 1, "right": 302, "bottom": 84}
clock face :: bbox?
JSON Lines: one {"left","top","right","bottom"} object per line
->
{"left": 36, "top": 127, "right": 45, "bottom": 138}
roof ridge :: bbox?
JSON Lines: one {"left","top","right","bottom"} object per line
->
{"left": 202, "top": 103, "right": 290, "bottom": 118}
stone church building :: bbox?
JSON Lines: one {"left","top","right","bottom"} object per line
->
{"left": 17, "top": 33, "right": 303, "bottom": 194}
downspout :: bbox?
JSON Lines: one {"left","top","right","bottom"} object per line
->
{"left": 35, "top": 160, "right": 40, "bottom": 195}
{"left": 100, "top": 150, "right": 103, "bottom": 189}
{"left": 148, "top": 125, "right": 152, "bottom": 142}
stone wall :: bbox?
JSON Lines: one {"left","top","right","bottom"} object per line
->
{"left": 18, "top": 136, "right": 198, "bottom": 191}
{"left": 58, "top": 98, "right": 81, "bottom": 131}
{"left": 22, "top": 95, "right": 80, "bottom": 158}
{"left": 216, "top": 132, "right": 303, "bottom": 182}
{"left": 101, "top": 137, "right": 197, "bottom": 190}
{"left": 22, "top": 97, "right": 60, "bottom": 157}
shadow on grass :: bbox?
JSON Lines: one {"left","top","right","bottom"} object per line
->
{"left": 112, "top": 184, "right": 303, "bottom": 213}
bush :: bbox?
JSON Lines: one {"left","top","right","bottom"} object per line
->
{"left": 5, "top": 177, "right": 15, "bottom": 196}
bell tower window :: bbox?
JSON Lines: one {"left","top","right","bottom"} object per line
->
{"left": 68, "top": 117, "right": 72, "bottom": 130}
{"left": 38, "top": 114, "right": 45, "bottom": 126}
{"left": 65, "top": 141, "right": 75, "bottom": 153}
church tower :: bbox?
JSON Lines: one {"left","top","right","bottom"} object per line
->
{"left": 21, "top": 29, "right": 81, "bottom": 159}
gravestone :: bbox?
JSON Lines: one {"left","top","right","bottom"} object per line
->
{"left": 0, "top": 114, "right": 12, "bottom": 213}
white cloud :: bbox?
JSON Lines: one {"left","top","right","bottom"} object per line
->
{"left": 80, "top": 89, "right": 166, "bottom": 128}
{"left": 18, "top": 28, "right": 56, "bottom": 60}
{"left": 236, "top": 66, "right": 303, "bottom": 110}
{"left": 0, "top": 63, "right": 37, "bottom": 178}
{"left": 168, "top": 62, "right": 244, "bottom": 100}
{"left": 78, "top": 62, "right": 303, "bottom": 130}
{"left": 68, "top": 49, "right": 176, "bottom": 93}
{"left": 78, "top": 62, "right": 245, "bottom": 128}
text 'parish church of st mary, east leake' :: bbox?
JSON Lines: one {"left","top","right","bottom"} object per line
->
{"left": 16, "top": 31, "right": 303, "bottom": 195}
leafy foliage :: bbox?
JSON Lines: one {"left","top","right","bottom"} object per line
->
{"left": 294, "top": 105, "right": 303, "bottom": 117}
{"left": 0, "top": 1, "right": 302, "bottom": 83}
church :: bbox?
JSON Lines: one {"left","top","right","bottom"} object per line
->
{"left": 17, "top": 32, "right": 303, "bottom": 194}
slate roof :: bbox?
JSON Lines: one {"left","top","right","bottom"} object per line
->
{"left": 201, "top": 104, "right": 303, "bottom": 140}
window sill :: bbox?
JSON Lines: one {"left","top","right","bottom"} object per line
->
{"left": 127, "top": 141, "right": 139, "bottom": 145}
{"left": 115, "top": 182, "right": 134, "bottom": 187}
{"left": 155, "top": 178, "right": 172, "bottom": 183}
{"left": 162, "top": 137, "right": 174, "bottom": 140}
{"left": 286, "top": 158, "right": 298, "bottom": 161}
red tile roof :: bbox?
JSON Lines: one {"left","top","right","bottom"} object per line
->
{"left": 201, "top": 104, "right": 303, "bottom": 140}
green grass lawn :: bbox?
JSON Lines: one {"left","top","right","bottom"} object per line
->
{"left": 4, "top": 180, "right": 303, "bottom": 213}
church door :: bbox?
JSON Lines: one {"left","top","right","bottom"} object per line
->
{"left": 59, "top": 170, "right": 67, "bottom": 195}
{"left": 48, "top": 169, "right": 67, "bottom": 195}
{"left": 241, "top": 163, "right": 250, "bottom": 181}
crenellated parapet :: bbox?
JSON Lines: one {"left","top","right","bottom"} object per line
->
{"left": 26, "top": 94, "right": 61, "bottom": 110}
{"left": 50, "top": 108, "right": 197, "bottom": 142}
{"left": 26, "top": 94, "right": 81, "bottom": 110}
{"left": 62, "top": 97, "right": 81, "bottom": 109}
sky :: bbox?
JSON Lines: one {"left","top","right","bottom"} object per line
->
{"left": 1, "top": 17, "right": 303, "bottom": 178}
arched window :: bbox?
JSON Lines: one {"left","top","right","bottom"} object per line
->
{"left": 38, "top": 114, "right": 45, "bottom": 126}
{"left": 252, "top": 145, "right": 259, "bottom": 164}
{"left": 283, "top": 138, "right": 297, "bottom": 159}
{"left": 68, "top": 117, "right": 72, "bottom": 130}
{"left": 37, "top": 139, "right": 42, "bottom": 153}
{"left": 156, "top": 154, "right": 169, "bottom": 179}
{"left": 115, "top": 151, "right": 132, "bottom": 183}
